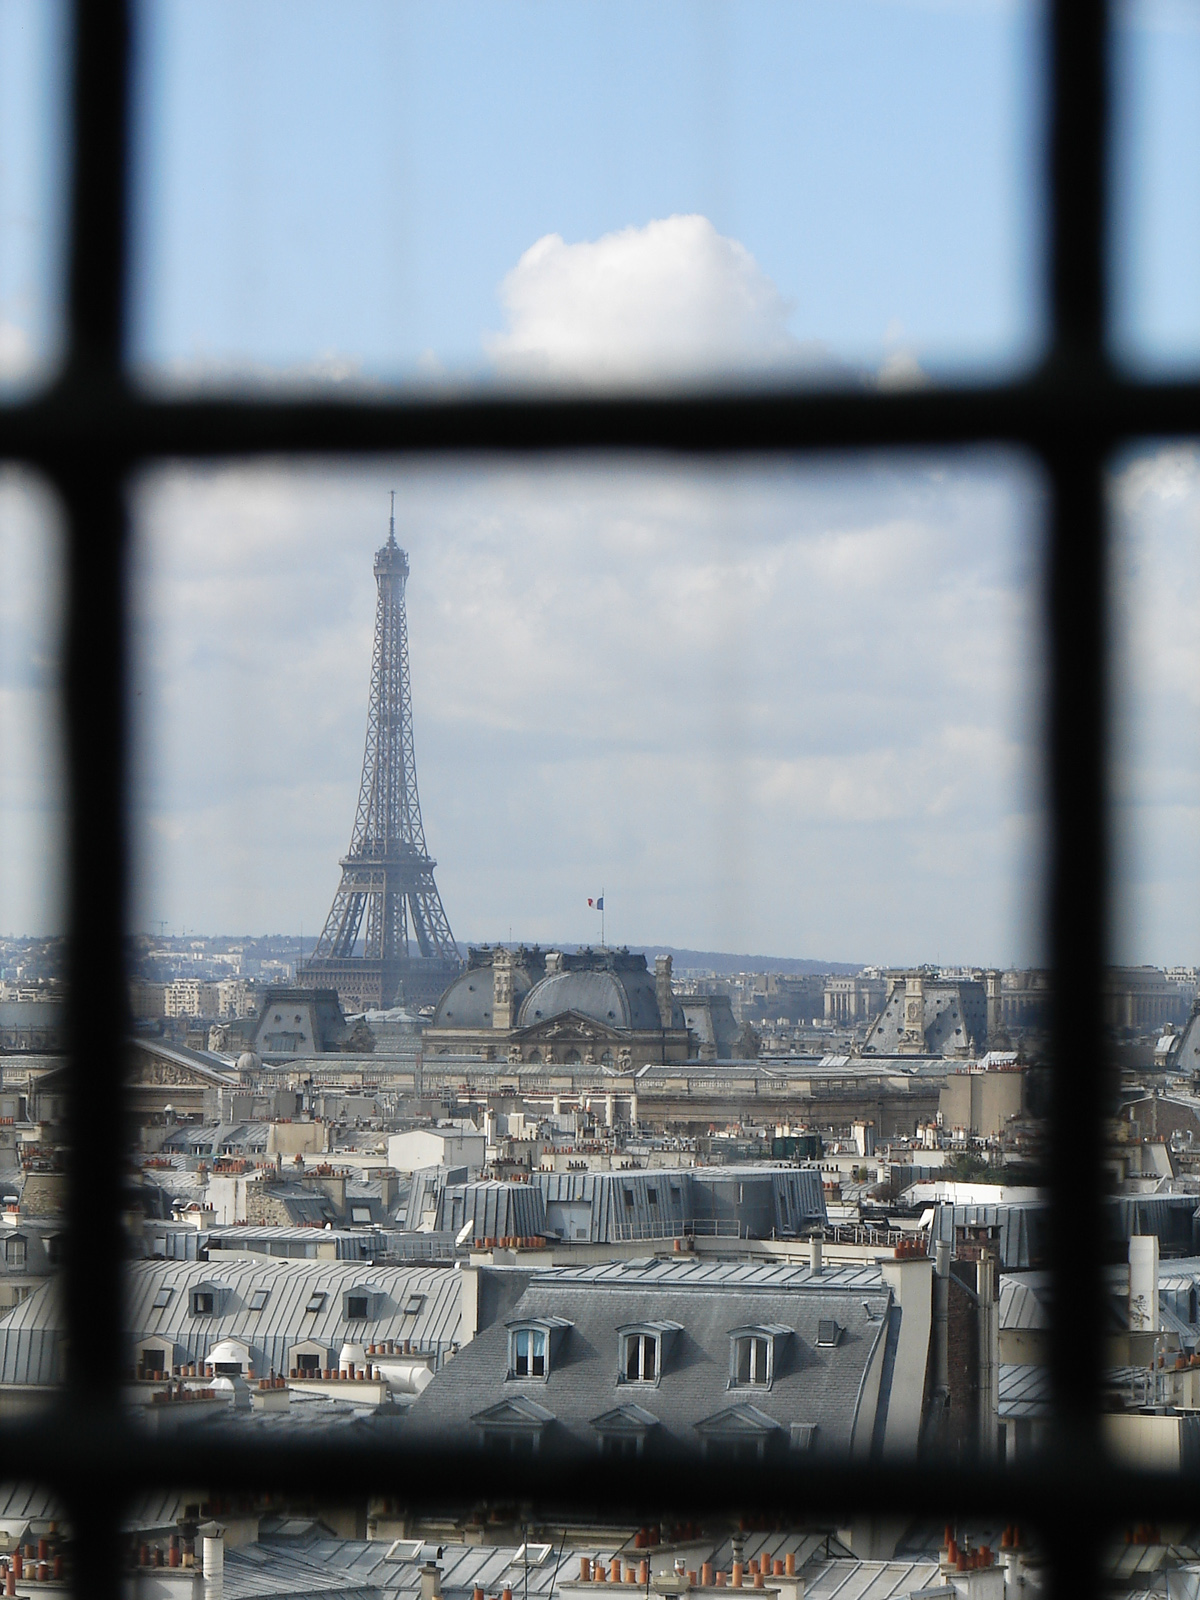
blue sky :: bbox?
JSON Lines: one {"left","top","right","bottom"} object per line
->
{"left": 128, "top": 0, "right": 1046, "bottom": 384}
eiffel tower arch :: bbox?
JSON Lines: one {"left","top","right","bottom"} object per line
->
{"left": 300, "top": 502, "right": 462, "bottom": 1013}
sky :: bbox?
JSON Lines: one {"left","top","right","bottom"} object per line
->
{"left": 1, "top": 3, "right": 1199, "bottom": 965}
{"left": 125, "top": 455, "right": 1047, "bottom": 968}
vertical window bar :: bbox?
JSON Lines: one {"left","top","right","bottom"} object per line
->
{"left": 60, "top": 0, "right": 132, "bottom": 1594}
{"left": 1045, "top": 3, "right": 1109, "bottom": 1597}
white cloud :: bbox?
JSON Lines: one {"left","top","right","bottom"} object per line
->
{"left": 485, "top": 215, "right": 805, "bottom": 384}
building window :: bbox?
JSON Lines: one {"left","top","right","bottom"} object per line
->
{"left": 732, "top": 1335, "right": 770, "bottom": 1387}
{"left": 305, "top": 1292, "right": 326, "bottom": 1313}
{"left": 816, "top": 1320, "right": 842, "bottom": 1348}
{"left": 403, "top": 1293, "right": 426, "bottom": 1316}
{"left": 511, "top": 1327, "right": 547, "bottom": 1378}
{"left": 295, "top": 1352, "right": 321, "bottom": 1374}
{"left": 599, "top": 1434, "right": 643, "bottom": 1460}
{"left": 152, "top": 1287, "right": 172, "bottom": 1310}
{"left": 346, "top": 1295, "right": 369, "bottom": 1321}
{"left": 248, "top": 1288, "right": 270, "bottom": 1311}
{"left": 622, "top": 1332, "right": 658, "bottom": 1383}
{"left": 191, "top": 1291, "right": 215, "bottom": 1316}
{"left": 4, "top": 1236, "right": 26, "bottom": 1268}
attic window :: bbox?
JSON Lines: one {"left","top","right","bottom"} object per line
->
{"left": 191, "top": 1291, "right": 215, "bottom": 1316}
{"left": 816, "top": 1320, "right": 842, "bottom": 1347}
{"left": 646, "top": 1187, "right": 658, "bottom": 1205}
{"left": 305, "top": 1292, "right": 326, "bottom": 1313}
{"left": 510, "top": 1327, "right": 547, "bottom": 1379}
{"left": 622, "top": 1332, "right": 658, "bottom": 1383}
{"left": 624, "top": 1188, "right": 634, "bottom": 1206}
{"left": 152, "top": 1287, "right": 173, "bottom": 1310}
{"left": 403, "top": 1293, "right": 426, "bottom": 1316}
{"left": 248, "top": 1288, "right": 270, "bottom": 1311}
{"left": 732, "top": 1335, "right": 771, "bottom": 1387}
{"left": 351, "top": 1206, "right": 372, "bottom": 1223}
{"left": 346, "top": 1295, "right": 369, "bottom": 1320}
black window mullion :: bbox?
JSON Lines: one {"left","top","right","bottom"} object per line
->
{"left": 58, "top": 0, "right": 133, "bottom": 1591}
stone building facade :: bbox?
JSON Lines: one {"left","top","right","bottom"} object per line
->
{"left": 423, "top": 946, "right": 692, "bottom": 1068}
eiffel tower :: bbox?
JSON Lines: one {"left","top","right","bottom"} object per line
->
{"left": 300, "top": 499, "right": 461, "bottom": 1013}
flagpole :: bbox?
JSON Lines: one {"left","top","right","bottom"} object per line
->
{"left": 601, "top": 889, "right": 605, "bottom": 950}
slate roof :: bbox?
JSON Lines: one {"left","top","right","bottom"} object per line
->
{"left": 404, "top": 1258, "right": 894, "bottom": 1459}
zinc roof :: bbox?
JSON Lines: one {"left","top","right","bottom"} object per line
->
{"left": 0, "top": 1257, "right": 463, "bottom": 1386}
{"left": 998, "top": 1363, "right": 1052, "bottom": 1418}
{"left": 802, "top": 1560, "right": 941, "bottom": 1600}
{"left": 526, "top": 1258, "right": 887, "bottom": 1293}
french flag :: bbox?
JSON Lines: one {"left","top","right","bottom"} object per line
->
{"left": 588, "top": 896, "right": 604, "bottom": 910}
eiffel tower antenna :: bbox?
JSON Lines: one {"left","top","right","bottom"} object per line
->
{"left": 300, "top": 503, "right": 460, "bottom": 1012}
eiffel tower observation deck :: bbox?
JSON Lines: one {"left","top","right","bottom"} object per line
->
{"left": 300, "top": 501, "right": 462, "bottom": 1013}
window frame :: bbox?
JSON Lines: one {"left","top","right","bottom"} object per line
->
{"left": 0, "top": 2, "right": 1182, "bottom": 1586}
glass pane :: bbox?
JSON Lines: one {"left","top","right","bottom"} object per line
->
{"left": 125, "top": 455, "right": 1048, "bottom": 1455}
{"left": 0, "top": 469, "right": 66, "bottom": 1411}
{"left": 0, "top": 0, "right": 69, "bottom": 397}
{"left": 1109, "top": 441, "right": 1200, "bottom": 1470}
{"left": 130, "top": 0, "right": 1044, "bottom": 392}
{"left": 1112, "top": 1, "right": 1200, "bottom": 372}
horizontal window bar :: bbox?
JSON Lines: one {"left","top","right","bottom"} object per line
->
{"left": 1, "top": 376, "right": 1200, "bottom": 465}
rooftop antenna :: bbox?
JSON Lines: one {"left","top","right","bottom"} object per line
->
{"left": 388, "top": 489, "right": 396, "bottom": 546}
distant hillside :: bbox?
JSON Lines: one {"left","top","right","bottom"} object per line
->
{"left": 639, "top": 946, "right": 862, "bottom": 976}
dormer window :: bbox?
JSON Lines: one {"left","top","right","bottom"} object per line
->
{"left": 729, "top": 1325, "right": 791, "bottom": 1389}
{"left": 617, "top": 1322, "right": 681, "bottom": 1387}
{"left": 190, "top": 1284, "right": 223, "bottom": 1316}
{"left": 624, "top": 1332, "right": 656, "bottom": 1382}
{"left": 735, "top": 1335, "right": 769, "bottom": 1385}
{"left": 513, "top": 1328, "right": 545, "bottom": 1378}
{"left": 506, "top": 1316, "right": 571, "bottom": 1381}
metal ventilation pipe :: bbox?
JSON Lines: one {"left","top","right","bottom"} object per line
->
{"left": 200, "top": 1523, "right": 224, "bottom": 1600}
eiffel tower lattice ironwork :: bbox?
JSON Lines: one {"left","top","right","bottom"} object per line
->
{"left": 301, "top": 499, "right": 460, "bottom": 1012}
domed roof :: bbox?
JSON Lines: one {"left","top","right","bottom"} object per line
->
{"left": 516, "top": 966, "right": 684, "bottom": 1032}
{"left": 236, "top": 1050, "right": 262, "bottom": 1072}
{"left": 431, "top": 969, "right": 495, "bottom": 1029}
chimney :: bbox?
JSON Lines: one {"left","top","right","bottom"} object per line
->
{"left": 976, "top": 1252, "right": 999, "bottom": 1462}
{"left": 809, "top": 1237, "right": 823, "bottom": 1275}
{"left": 200, "top": 1523, "right": 224, "bottom": 1600}
{"left": 655, "top": 956, "right": 674, "bottom": 1029}
{"left": 932, "top": 1238, "right": 950, "bottom": 1398}
{"left": 1130, "top": 1233, "right": 1160, "bottom": 1333}
{"left": 420, "top": 1563, "right": 443, "bottom": 1600}
{"left": 492, "top": 948, "right": 514, "bottom": 1031}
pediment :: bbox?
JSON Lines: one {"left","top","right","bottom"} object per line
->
{"left": 694, "top": 1403, "right": 781, "bottom": 1437}
{"left": 471, "top": 1396, "right": 555, "bottom": 1429}
{"left": 514, "top": 1011, "right": 621, "bottom": 1043}
{"left": 588, "top": 1403, "right": 659, "bottom": 1435}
